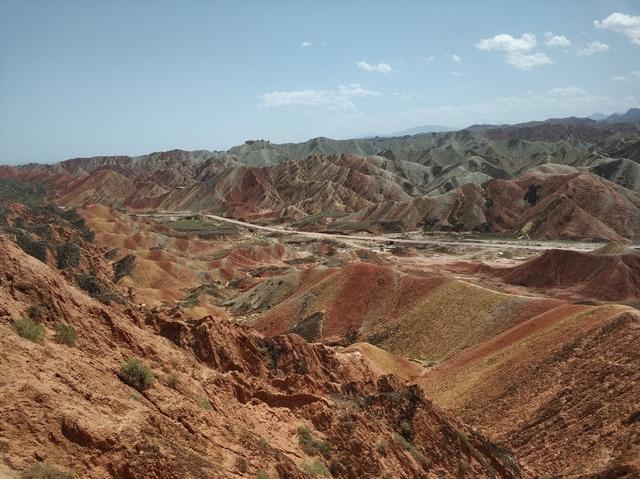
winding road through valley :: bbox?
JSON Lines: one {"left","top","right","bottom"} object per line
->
{"left": 132, "top": 211, "right": 627, "bottom": 253}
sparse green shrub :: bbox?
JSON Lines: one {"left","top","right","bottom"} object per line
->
{"left": 256, "top": 470, "right": 269, "bottom": 479}
{"left": 165, "top": 372, "right": 178, "bottom": 389}
{"left": 458, "top": 458, "right": 469, "bottom": 476}
{"left": 28, "top": 303, "right": 46, "bottom": 320}
{"left": 118, "top": 358, "right": 154, "bottom": 391}
{"left": 375, "top": 439, "right": 389, "bottom": 456}
{"left": 236, "top": 457, "right": 248, "bottom": 473}
{"left": 255, "top": 436, "right": 271, "bottom": 454}
{"left": 76, "top": 273, "right": 123, "bottom": 305}
{"left": 397, "top": 419, "right": 413, "bottom": 437}
{"left": 56, "top": 243, "right": 81, "bottom": 269}
{"left": 61, "top": 208, "right": 95, "bottom": 242}
{"left": 301, "top": 460, "right": 331, "bottom": 477}
{"left": 21, "top": 462, "right": 74, "bottom": 479}
{"left": 15, "top": 231, "right": 48, "bottom": 262}
{"left": 53, "top": 323, "right": 77, "bottom": 346}
{"left": 336, "top": 410, "right": 353, "bottom": 425}
{"left": 0, "top": 178, "right": 46, "bottom": 205}
{"left": 198, "top": 397, "right": 212, "bottom": 410}
{"left": 113, "top": 254, "right": 136, "bottom": 282}
{"left": 104, "top": 248, "right": 119, "bottom": 260}
{"left": 14, "top": 316, "right": 45, "bottom": 344}
{"left": 329, "top": 459, "right": 345, "bottom": 475}
{"left": 393, "top": 433, "right": 430, "bottom": 466}
{"left": 297, "top": 426, "right": 331, "bottom": 458}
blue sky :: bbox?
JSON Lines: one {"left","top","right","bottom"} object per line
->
{"left": 1, "top": 0, "right": 639, "bottom": 164}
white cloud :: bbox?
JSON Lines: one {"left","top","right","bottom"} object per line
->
{"left": 507, "top": 53, "right": 553, "bottom": 70}
{"left": 544, "top": 32, "right": 571, "bottom": 46}
{"left": 476, "top": 33, "right": 552, "bottom": 70}
{"left": 356, "top": 61, "right": 395, "bottom": 73}
{"left": 448, "top": 54, "right": 461, "bottom": 62}
{"left": 450, "top": 70, "right": 462, "bottom": 76}
{"left": 613, "top": 75, "right": 631, "bottom": 82}
{"left": 549, "top": 86, "right": 586, "bottom": 96}
{"left": 594, "top": 12, "right": 640, "bottom": 45}
{"left": 300, "top": 41, "right": 312, "bottom": 48}
{"left": 476, "top": 33, "right": 537, "bottom": 52}
{"left": 258, "top": 83, "right": 381, "bottom": 111}
{"left": 578, "top": 41, "right": 610, "bottom": 56}
{"left": 425, "top": 55, "right": 435, "bottom": 62}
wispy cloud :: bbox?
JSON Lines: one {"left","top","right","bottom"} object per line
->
{"left": 366, "top": 89, "right": 633, "bottom": 132}
{"left": 507, "top": 53, "right": 553, "bottom": 70}
{"left": 356, "top": 61, "right": 395, "bottom": 73}
{"left": 544, "top": 32, "right": 571, "bottom": 46}
{"left": 418, "top": 55, "right": 435, "bottom": 63}
{"left": 278, "top": 89, "right": 635, "bottom": 140}
{"left": 476, "top": 33, "right": 552, "bottom": 70}
{"left": 300, "top": 41, "right": 312, "bottom": 48}
{"left": 448, "top": 54, "right": 461, "bottom": 63}
{"left": 476, "top": 33, "right": 537, "bottom": 52}
{"left": 578, "top": 41, "right": 610, "bottom": 56}
{"left": 594, "top": 12, "right": 640, "bottom": 45}
{"left": 613, "top": 75, "right": 631, "bottom": 82}
{"left": 549, "top": 86, "right": 586, "bottom": 96}
{"left": 258, "top": 83, "right": 381, "bottom": 111}
{"left": 450, "top": 70, "right": 462, "bottom": 76}
{"left": 393, "top": 92, "right": 424, "bottom": 101}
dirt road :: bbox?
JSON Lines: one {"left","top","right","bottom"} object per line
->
{"left": 131, "top": 211, "right": 619, "bottom": 253}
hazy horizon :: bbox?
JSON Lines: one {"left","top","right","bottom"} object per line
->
{"left": 1, "top": 0, "right": 639, "bottom": 165}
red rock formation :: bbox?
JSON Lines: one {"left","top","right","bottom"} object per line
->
{"left": 490, "top": 249, "right": 640, "bottom": 301}
{"left": 0, "top": 234, "right": 521, "bottom": 478}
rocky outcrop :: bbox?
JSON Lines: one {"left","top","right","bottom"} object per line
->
{"left": 0, "top": 234, "right": 522, "bottom": 478}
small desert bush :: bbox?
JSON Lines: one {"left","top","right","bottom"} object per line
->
{"left": 394, "top": 433, "right": 430, "bottom": 466}
{"left": 56, "top": 243, "right": 81, "bottom": 269}
{"left": 301, "top": 460, "right": 331, "bottom": 477}
{"left": 15, "top": 316, "right": 45, "bottom": 344}
{"left": 397, "top": 419, "right": 413, "bottom": 437}
{"left": 336, "top": 410, "right": 353, "bottom": 425}
{"left": 118, "top": 358, "right": 154, "bottom": 391}
{"left": 198, "top": 397, "right": 212, "bottom": 410}
{"left": 375, "top": 439, "right": 389, "bottom": 456}
{"left": 28, "top": 303, "right": 46, "bottom": 320}
{"left": 165, "top": 372, "right": 178, "bottom": 389}
{"left": 297, "top": 426, "right": 331, "bottom": 458}
{"left": 15, "top": 231, "right": 48, "bottom": 263}
{"left": 235, "top": 457, "right": 248, "bottom": 473}
{"left": 53, "top": 323, "right": 77, "bottom": 346}
{"left": 458, "top": 458, "right": 469, "bottom": 476}
{"left": 256, "top": 470, "right": 269, "bottom": 479}
{"left": 21, "top": 462, "right": 75, "bottom": 479}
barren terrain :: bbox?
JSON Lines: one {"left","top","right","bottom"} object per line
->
{"left": 2, "top": 116, "right": 640, "bottom": 477}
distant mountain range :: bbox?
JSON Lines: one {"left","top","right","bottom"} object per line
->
{"left": 363, "top": 109, "right": 639, "bottom": 138}
{"left": 357, "top": 124, "right": 456, "bottom": 138}
{"left": 386, "top": 125, "right": 457, "bottom": 137}
{"left": 466, "top": 108, "right": 640, "bottom": 131}
{"left": 4, "top": 107, "right": 640, "bottom": 241}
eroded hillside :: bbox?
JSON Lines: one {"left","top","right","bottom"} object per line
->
{"left": 0, "top": 226, "right": 522, "bottom": 478}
